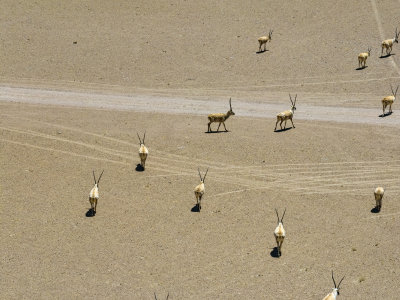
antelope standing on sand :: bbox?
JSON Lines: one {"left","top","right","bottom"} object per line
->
{"left": 382, "top": 84, "right": 398, "bottom": 115}
{"left": 374, "top": 186, "right": 384, "bottom": 211}
{"left": 89, "top": 170, "right": 104, "bottom": 214}
{"left": 258, "top": 30, "right": 273, "bottom": 52}
{"left": 381, "top": 28, "right": 399, "bottom": 56}
{"left": 137, "top": 132, "right": 148, "bottom": 170}
{"left": 322, "top": 271, "right": 345, "bottom": 300}
{"left": 194, "top": 168, "right": 208, "bottom": 211}
{"left": 358, "top": 47, "right": 371, "bottom": 68}
{"left": 275, "top": 94, "right": 297, "bottom": 131}
{"left": 207, "top": 98, "right": 235, "bottom": 132}
{"left": 274, "top": 208, "right": 286, "bottom": 257}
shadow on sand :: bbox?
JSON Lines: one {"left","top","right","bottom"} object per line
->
{"left": 86, "top": 208, "right": 96, "bottom": 217}
{"left": 380, "top": 53, "right": 395, "bottom": 58}
{"left": 256, "top": 49, "right": 269, "bottom": 54}
{"left": 355, "top": 66, "right": 368, "bottom": 70}
{"left": 270, "top": 247, "right": 280, "bottom": 258}
{"left": 204, "top": 130, "right": 229, "bottom": 134}
{"left": 135, "top": 164, "right": 144, "bottom": 172}
{"left": 379, "top": 112, "right": 392, "bottom": 118}
{"left": 274, "top": 127, "right": 293, "bottom": 133}
{"left": 371, "top": 206, "right": 381, "bottom": 213}
{"left": 191, "top": 204, "right": 200, "bottom": 212}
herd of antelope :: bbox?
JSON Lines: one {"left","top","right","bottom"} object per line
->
{"left": 84, "top": 27, "right": 400, "bottom": 299}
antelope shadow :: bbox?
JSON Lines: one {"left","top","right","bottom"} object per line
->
{"left": 274, "top": 127, "right": 293, "bottom": 133}
{"left": 380, "top": 53, "right": 395, "bottom": 58}
{"left": 355, "top": 66, "right": 368, "bottom": 70}
{"left": 85, "top": 208, "right": 96, "bottom": 217}
{"left": 270, "top": 247, "right": 280, "bottom": 258}
{"left": 191, "top": 204, "right": 200, "bottom": 212}
{"left": 256, "top": 49, "right": 269, "bottom": 54}
{"left": 371, "top": 206, "right": 380, "bottom": 213}
{"left": 204, "top": 130, "right": 230, "bottom": 134}
{"left": 135, "top": 164, "right": 144, "bottom": 172}
{"left": 379, "top": 111, "right": 392, "bottom": 117}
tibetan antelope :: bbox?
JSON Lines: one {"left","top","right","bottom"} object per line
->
{"left": 358, "top": 47, "right": 371, "bottom": 68}
{"left": 374, "top": 186, "right": 384, "bottom": 212}
{"left": 274, "top": 208, "right": 286, "bottom": 257}
{"left": 194, "top": 168, "right": 208, "bottom": 211}
{"left": 322, "top": 271, "right": 345, "bottom": 300}
{"left": 275, "top": 94, "right": 297, "bottom": 131}
{"left": 137, "top": 132, "right": 148, "bottom": 170}
{"left": 89, "top": 170, "right": 104, "bottom": 214}
{"left": 207, "top": 98, "right": 235, "bottom": 132}
{"left": 154, "top": 292, "right": 169, "bottom": 300}
{"left": 258, "top": 30, "right": 273, "bottom": 52}
{"left": 382, "top": 84, "right": 399, "bottom": 115}
{"left": 381, "top": 27, "right": 399, "bottom": 56}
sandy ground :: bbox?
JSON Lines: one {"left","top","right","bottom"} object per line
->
{"left": 1, "top": 1, "right": 400, "bottom": 299}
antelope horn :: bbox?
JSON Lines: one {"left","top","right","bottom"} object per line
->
{"left": 275, "top": 208, "right": 280, "bottom": 223}
{"left": 395, "top": 85, "right": 399, "bottom": 96}
{"left": 166, "top": 293, "right": 169, "bottom": 300}
{"left": 203, "top": 168, "right": 209, "bottom": 183}
{"left": 97, "top": 170, "right": 104, "bottom": 185}
{"left": 137, "top": 132, "right": 142, "bottom": 144}
{"left": 294, "top": 94, "right": 298, "bottom": 105}
{"left": 143, "top": 131, "right": 146, "bottom": 144}
{"left": 289, "top": 94, "right": 294, "bottom": 105}
{"left": 281, "top": 208, "right": 286, "bottom": 222}
{"left": 154, "top": 293, "right": 158, "bottom": 300}
{"left": 198, "top": 168, "right": 202, "bottom": 181}
{"left": 337, "top": 275, "right": 345, "bottom": 289}
{"left": 92, "top": 170, "right": 96, "bottom": 184}
{"left": 332, "top": 270, "right": 337, "bottom": 288}
{"left": 229, "top": 98, "right": 232, "bottom": 109}
{"left": 391, "top": 84, "right": 395, "bottom": 95}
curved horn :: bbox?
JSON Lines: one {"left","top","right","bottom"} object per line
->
{"left": 275, "top": 208, "right": 280, "bottom": 223}
{"left": 92, "top": 170, "right": 96, "bottom": 184}
{"left": 143, "top": 131, "right": 146, "bottom": 144}
{"left": 137, "top": 132, "right": 142, "bottom": 144}
{"left": 281, "top": 208, "right": 286, "bottom": 223}
{"left": 289, "top": 94, "right": 294, "bottom": 105}
{"left": 203, "top": 168, "right": 209, "bottom": 183}
{"left": 395, "top": 85, "right": 399, "bottom": 97}
{"left": 97, "top": 170, "right": 104, "bottom": 186}
{"left": 294, "top": 94, "right": 298, "bottom": 105}
{"left": 337, "top": 275, "right": 345, "bottom": 289}
{"left": 332, "top": 270, "right": 337, "bottom": 288}
{"left": 229, "top": 98, "right": 232, "bottom": 110}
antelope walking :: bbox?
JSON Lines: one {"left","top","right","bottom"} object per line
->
{"left": 381, "top": 28, "right": 399, "bottom": 56}
{"left": 207, "top": 98, "right": 235, "bottom": 132}
{"left": 258, "top": 30, "right": 273, "bottom": 52}
{"left": 374, "top": 186, "right": 384, "bottom": 212}
{"left": 382, "top": 84, "right": 398, "bottom": 115}
{"left": 275, "top": 94, "right": 297, "bottom": 131}
{"left": 89, "top": 170, "right": 104, "bottom": 214}
{"left": 274, "top": 208, "right": 286, "bottom": 257}
{"left": 194, "top": 168, "right": 208, "bottom": 211}
{"left": 137, "top": 132, "right": 148, "bottom": 170}
{"left": 322, "top": 271, "right": 345, "bottom": 300}
{"left": 358, "top": 47, "right": 371, "bottom": 68}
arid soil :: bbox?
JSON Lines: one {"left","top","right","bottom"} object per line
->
{"left": 1, "top": 1, "right": 400, "bottom": 299}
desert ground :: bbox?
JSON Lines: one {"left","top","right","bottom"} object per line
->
{"left": 1, "top": 1, "right": 400, "bottom": 299}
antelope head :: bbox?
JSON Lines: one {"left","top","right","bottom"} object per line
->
{"left": 227, "top": 98, "right": 235, "bottom": 116}
{"left": 137, "top": 131, "right": 146, "bottom": 146}
{"left": 275, "top": 208, "right": 286, "bottom": 225}
{"left": 268, "top": 29, "right": 273, "bottom": 40}
{"left": 390, "top": 84, "right": 399, "bottom": 98}
{"left": 92, "top": 170, "right": 104, "bottom": 188}
{"left": 330, "top": 271, "right": 345, "bottom": 296}
{"left": 198, "top": 167, "right": 209, "bottom": 184}
{"left": 289, "top": 94, "right": 297, "bottom": 112}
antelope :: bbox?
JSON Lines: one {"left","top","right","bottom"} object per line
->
{"left": 274, "top": 208, "right": 286, "bottom": 257}
{"left": 381, "top": 28, "right": 399, "bottom": 56}
{"left": 358, "top": 47, "right": 371, "bottom": 68}
{"left": 154, "top": 292, "right": 169, "bottom": 300}
{"left": 258, "top": 30, "right": 273, "bottom": 52}
{"left": 382, "top": 84, "right": 398, "bottom": 115}
{"left": 194, "top": 168, "right": 208, "bottom": 211}
{"left": 89, "top": 170, "right": 104, "bottom": 214}
{"left": 207, "top": 98, "right": 235, "bottom": 132}
{"left": 275, "top": 94, "right": 297, "bottom": 131}
{"left": 137, "top": 132, "right": 149, "bottom": 170}
{"left": 322, "top": 271, "right": 345, "bottom": 300}
{"left": 374, "top": 186, "right": 384, "bottom": 211}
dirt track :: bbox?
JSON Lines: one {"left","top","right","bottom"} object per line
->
{"left": 2, "top": 1, "right": 400, "bottom": 299}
